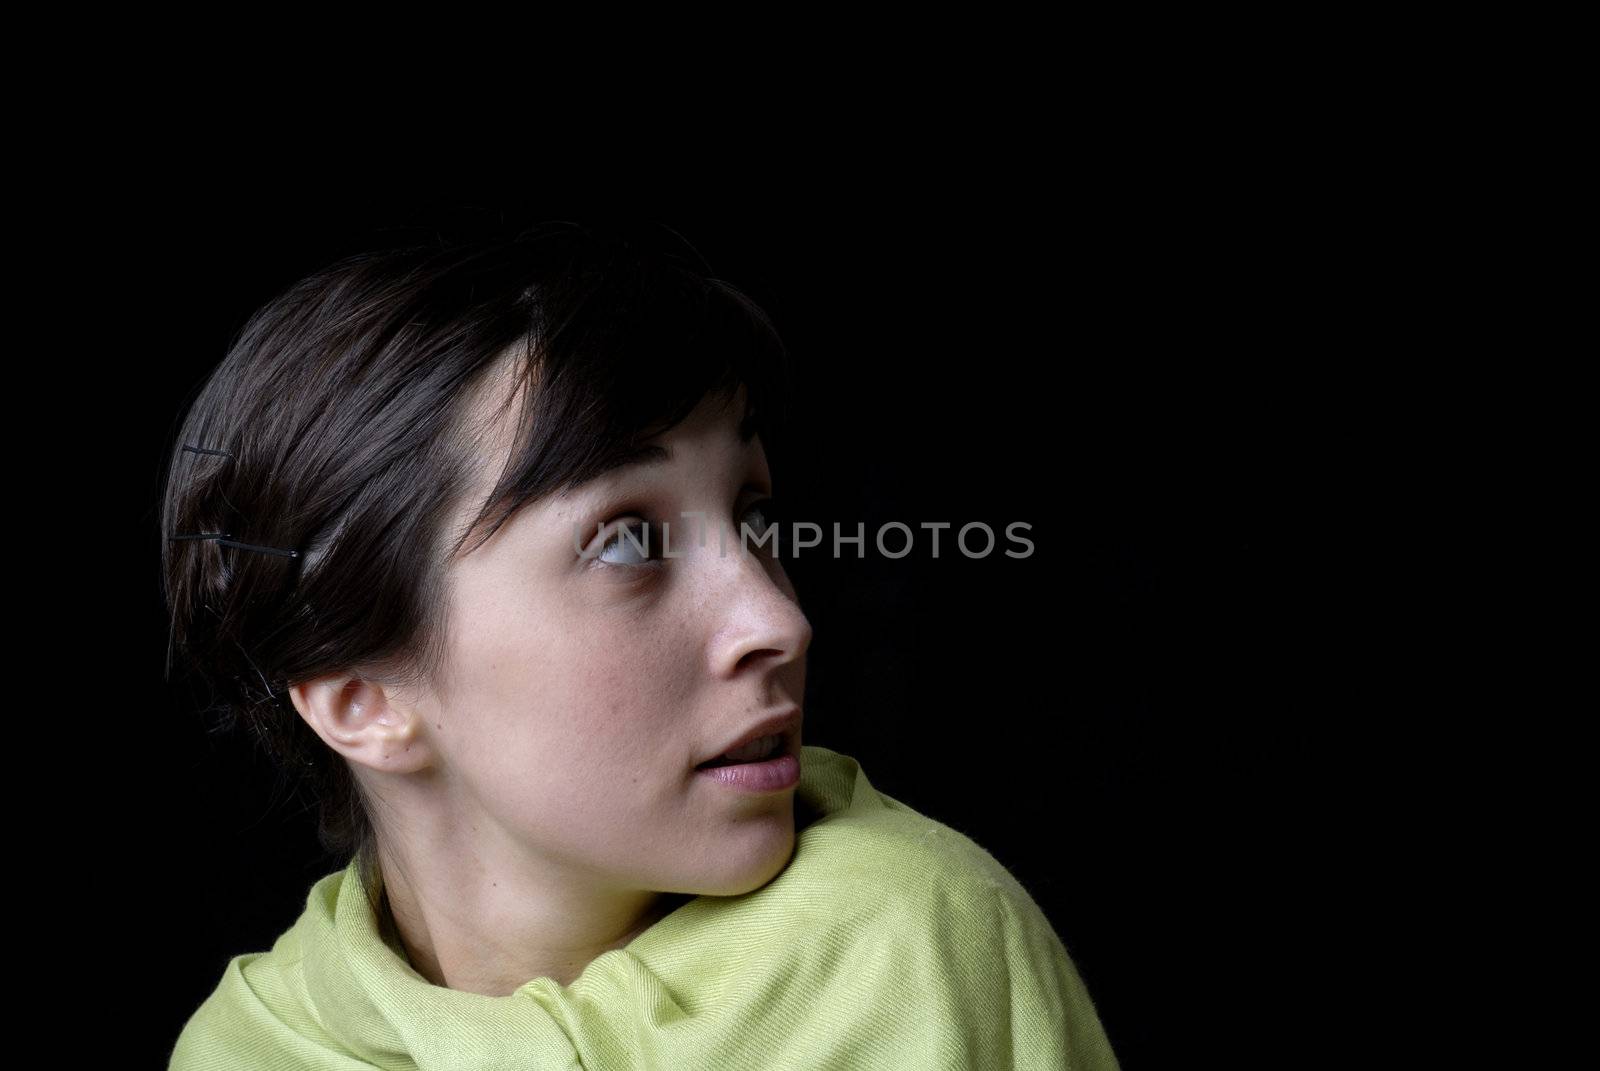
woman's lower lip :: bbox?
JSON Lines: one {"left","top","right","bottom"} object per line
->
{"left": 695, "top": 752, "right": 801, "bottom": 792}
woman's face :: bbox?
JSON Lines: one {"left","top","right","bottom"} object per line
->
{"left": 411, "top": 378, "right": 812, "bottom": 899}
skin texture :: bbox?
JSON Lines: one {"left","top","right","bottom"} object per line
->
{"left": 288, "top": 359, "right": 812, "bottom": 994}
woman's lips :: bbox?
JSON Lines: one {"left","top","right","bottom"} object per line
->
{"left": 695, "top": 751, "right": 801, "bottom": 792}
{"left": 695, "top": 708, "right": 802, "bottom": 768}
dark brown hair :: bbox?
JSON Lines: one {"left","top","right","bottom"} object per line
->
{"left": 159, "top": 220, "right": 794, "bottom": 914}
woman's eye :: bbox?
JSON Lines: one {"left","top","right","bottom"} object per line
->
{"left": 596, "top": 520, "right": 657, "bottom": 566}
{"left": 740, "top": 497, "right": 784, "bottom": 554}
{"left": 591, "top": 498, "right": 782, "bottom": 569}
{"left": 742, "top": 497, "right": 780, "bottom": 536}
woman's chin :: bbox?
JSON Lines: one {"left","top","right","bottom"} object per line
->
{"left": 691, "top": 814, "right": 798, "bottom": 897}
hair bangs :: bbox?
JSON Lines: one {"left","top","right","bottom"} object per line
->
{"left": 453, "top": 251, "right": 794, "bottom": 559}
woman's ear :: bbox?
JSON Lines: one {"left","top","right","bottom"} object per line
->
{"left": 287, "top": 673, "right": 434, "bottom": 775}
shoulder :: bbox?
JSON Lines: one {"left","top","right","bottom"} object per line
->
{"left": 788, "top": 745, "right": 1123, "bottom": 1070}
{"left": 168, "top": 894, "right": 366, "bottom": 1070}
{"left": 793, "top": 744, "right": 1048, "bottom": 920}
{"left": 169, "top": 952, "right": 277, "bottom": 1069}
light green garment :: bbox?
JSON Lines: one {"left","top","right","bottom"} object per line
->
{"left": 169, "top": 745, "right": 1122, "bottom": 1070}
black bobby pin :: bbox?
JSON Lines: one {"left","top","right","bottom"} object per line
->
{"left": 170, "top": 443, "right": 301, "bottom": 559}
{"left": 168, "top": 532, "right": 301, "bottom": 559}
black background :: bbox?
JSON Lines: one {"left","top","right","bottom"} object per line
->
{"left": 98, "top": 193, "right": 1370, "bottom": 1069}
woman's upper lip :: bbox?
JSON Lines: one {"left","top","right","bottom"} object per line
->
{"left": 697, "top": 707, "right": 802, "bottom": 767}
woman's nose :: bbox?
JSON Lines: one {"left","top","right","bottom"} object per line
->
{"left": 699, "top": 523, "right": 812, "bottom": 678}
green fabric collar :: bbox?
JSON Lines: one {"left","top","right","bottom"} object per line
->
{"left": 295, "top": 745, "right": 866, "bottom": 1068}
{"left": 172, "top": 744, "right": 1122, "bottom": 1070}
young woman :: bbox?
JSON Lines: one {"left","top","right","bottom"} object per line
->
{"left": 162, "top": 220, "right": 1121, "bottom": 1070}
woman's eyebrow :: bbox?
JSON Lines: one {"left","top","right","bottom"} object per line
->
{"left": 561, "top": 410, "right": 761, "bottom": 498}
{"left": 560, "top": 413, "right": 764, "bottom": 502}
{"left": 609, "top": 442, "right": 675, "bottom": 473}
{"left": 556, "top": 444, "right": 673, "bottom": 502}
